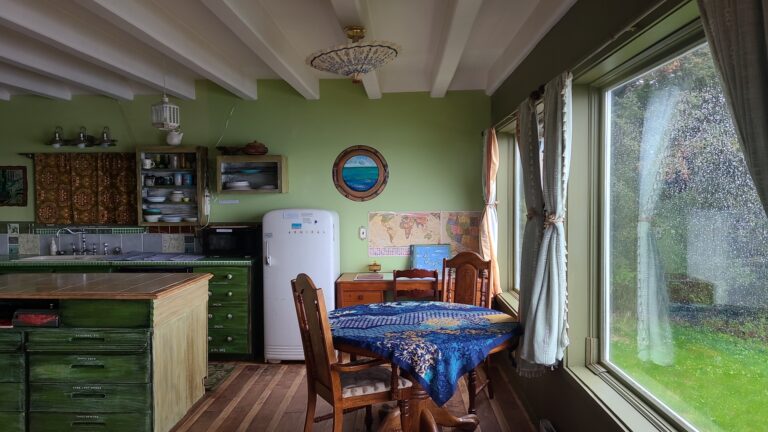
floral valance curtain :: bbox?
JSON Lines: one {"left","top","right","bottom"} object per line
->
{"left": 35, "top": 153, "right": 136, "bottom": 225}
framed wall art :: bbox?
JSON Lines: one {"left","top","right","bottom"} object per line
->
{"left": 332, "top": 145, "right": 388, "bottom": 201}
{"left": 0, "top": 166, "right": 27, "bottom": 206}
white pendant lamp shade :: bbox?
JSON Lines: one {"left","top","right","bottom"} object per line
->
{"left": 151, "top": 94, "right": 180, "bottom": 130}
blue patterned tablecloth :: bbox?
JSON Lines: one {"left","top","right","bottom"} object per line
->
{"left": 329, "top": 301, "right": 521, "bottom": 406}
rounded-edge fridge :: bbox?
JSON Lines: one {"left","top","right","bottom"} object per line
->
{"left": 263, "top": 209, "right": 340, "bottom": 361}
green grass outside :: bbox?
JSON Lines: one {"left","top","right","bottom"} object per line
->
{"left": 611, "top": 320, "right": 768, "bottom": 431}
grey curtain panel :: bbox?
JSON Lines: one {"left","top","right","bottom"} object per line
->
{"left": 517, "top": 72, "right": 572, "bottom": 376}
{"left": 698, "top": 0, "right": 768, "bottom": 216}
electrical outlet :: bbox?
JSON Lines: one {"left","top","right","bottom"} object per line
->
{"left": 359, "top": 226, "right": 367, "bottom": 240}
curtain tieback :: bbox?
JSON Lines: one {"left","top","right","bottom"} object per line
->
{"left": 544, "top": 213, "right": 564, "bottom": 228}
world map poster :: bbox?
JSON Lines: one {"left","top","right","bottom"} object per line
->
{"left": 367, "top": 211, "right": 481, "bottom": 257}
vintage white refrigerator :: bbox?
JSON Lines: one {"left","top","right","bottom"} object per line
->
{"left": 262, "top": 209, "right": 340, "bottom": 361}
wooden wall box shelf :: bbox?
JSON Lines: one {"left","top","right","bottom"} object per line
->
{"left": 136, "top": 146, "right": 208, "bottom": 226}
{"left": 215, "top": 155, "right": 287, "bottom": 194}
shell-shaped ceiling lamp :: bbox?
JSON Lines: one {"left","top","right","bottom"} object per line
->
{"left": 306, "top": 26, "right": 400, "bottom": 83}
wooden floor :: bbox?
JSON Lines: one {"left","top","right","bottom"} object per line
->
{"left": 173, "top": 353, "right": 535, "bottom": 432}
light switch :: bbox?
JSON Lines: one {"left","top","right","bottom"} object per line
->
{"left": 359, "top": 226, "right": 367, "bottom": 240}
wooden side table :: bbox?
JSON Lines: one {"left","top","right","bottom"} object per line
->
{"left": 335, "top": 273, "right": 441, "bottom": 308}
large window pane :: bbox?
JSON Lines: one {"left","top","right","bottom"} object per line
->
{"left": 605, "top": 44, "right": 768, "bottom": 431}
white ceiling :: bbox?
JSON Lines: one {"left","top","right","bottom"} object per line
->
{"left": 0, "top": 0, "right": 576, "bottom": 101}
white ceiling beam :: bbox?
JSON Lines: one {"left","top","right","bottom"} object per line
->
{"left": 203, "top": 0, "right": 319, "bottom": 100}
{"left": 430, "top": 0, "right": 483, "bottom": 98}
{"left": 0, "top": 62, "right": 71, "bottom": 100}
{"left": 76, "top": 0, "right": 257, "bottom": 100}
{"left": 0, "top": 87, "right": 10, "bottom": 101}
{"left": 0, "top": 0, "right": 195, "bottom": 99}
{"left": 486, "top": 0, "right": 577, "bottom": 95}
{"left": 329, "top": 0, "right": 382, "bottom": 99}
{"left": 0, "top": 26, "right": 134, "bottom": 100}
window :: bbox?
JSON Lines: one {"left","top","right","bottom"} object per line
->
{"left": 603, "top": 43, "right": 768, "bottom": 431}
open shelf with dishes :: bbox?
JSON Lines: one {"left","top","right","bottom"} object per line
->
{"left": 136, "top": 146, "right": 207, "bottom": 225}
{"left": 216, "top": 155, "right": 287, "bottom": 194}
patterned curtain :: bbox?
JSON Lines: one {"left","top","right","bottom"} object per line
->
{"left": 35, "top": 153, "right": 136, "bottom": 225}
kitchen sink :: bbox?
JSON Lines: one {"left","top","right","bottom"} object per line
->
{"left": 18, "top": 255, "right": 107, "bottom": 261}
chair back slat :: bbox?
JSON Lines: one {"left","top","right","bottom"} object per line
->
{"left": 392, "top": 268, "right": 439, "bottom": 301}
{"left": 291, "top": 274, "right": 337, "bottom": 391}
{"left": 441, "top": 251, "right": 492, "bottom": 308}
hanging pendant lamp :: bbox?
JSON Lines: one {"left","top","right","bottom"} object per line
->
{"left": 306, "top": 26, "right": 400, "bottom": 83}
{"left": 151, "top": 93, "right": 180, "bottom": 130}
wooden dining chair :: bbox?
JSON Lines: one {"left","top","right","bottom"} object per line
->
{"left": 291, "top": 273, "right": 412, "bottom": 432}
{"left": 392, "top": 268, "right": 439, "bottom": 302}
{"left": 441, "top": 251, "right": 493, "bottom": 414}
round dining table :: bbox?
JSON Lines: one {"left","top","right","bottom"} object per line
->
{"left": 329, "top": 301, "right": 522, "bottom": 432}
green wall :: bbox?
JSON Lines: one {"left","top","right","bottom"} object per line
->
{"left": 0, "top": 80, "right": 490, "bottom": 272}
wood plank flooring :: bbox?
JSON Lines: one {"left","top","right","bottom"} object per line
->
{"left": 173, "top": 353, "right": 534, "bottom": 432}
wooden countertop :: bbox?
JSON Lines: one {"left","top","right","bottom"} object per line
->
{"left": 0, "top": 272, "right": 213, "bottom": 300}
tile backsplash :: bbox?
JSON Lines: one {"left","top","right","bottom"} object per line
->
{"left": 0, "top": 233, "right": 202, "bottom": 256}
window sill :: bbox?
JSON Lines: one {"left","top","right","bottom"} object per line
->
{"left": 495, "top": 290, "right": 519, "bottom": 318}
{"left": 566, "top": 365, "right": 678, "bottom": 432}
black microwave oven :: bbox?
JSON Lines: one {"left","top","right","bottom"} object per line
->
{"left": 201, "top": 225, "right": 261, "bottom": 258}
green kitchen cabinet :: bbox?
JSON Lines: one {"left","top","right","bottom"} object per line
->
{"left": 194, "top": 266, "right": 253, "bottom": 358}
{"left": 0, "top": 331, "right": 24, "bottom": 432}
{"left": 29, "top": 412, "right": 151, "bottom": 432}
{"left": 0, "top": 412, "right": 25, "bottom": 432}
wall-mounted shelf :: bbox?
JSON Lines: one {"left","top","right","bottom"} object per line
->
{"left": 136, "top": 146, "right": 208, "bottom": 226}
{"left": 215, "top": 155, "right": 287, "bottom": 194}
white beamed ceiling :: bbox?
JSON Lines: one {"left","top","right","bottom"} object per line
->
{"left": 0, "top": 0, "right": 576, "bottom": 101}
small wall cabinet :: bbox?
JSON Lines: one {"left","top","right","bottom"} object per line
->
{"left": 215, "top": 155, "right": 287, "bottom": 194}
{"left": 136, "top": 146, "right": 208, "bottom": 226}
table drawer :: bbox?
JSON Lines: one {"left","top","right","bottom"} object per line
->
{"left": 0, "top": 354, "right": 24, "bottom": 383}
{"left": 0, "top": 383, "right": 24, "bottom": 411}
{"left": 30, "top": 383, "right": 151, "bottom": 413}
{"left": 29, "top": 353, "right": 150, "bottom": 383}
{"left": 195, "top": 266, "right": 249, "bottom": 286}
{"left": 208, "top": 284, "right": 248, "bottom": 304}
{"left": 30, "top": 413, "right": 151, "bottom": 432}
{"left": 0, "top": 331, "right": 22, "bottom": 352}
{"left": 208, "top": 329, "right": 249, "bottom": 354}
{"left": 26, "top": 329, "right": 150, "bottom": 353}
{"left": 60, "top": 300, "right": 151, "bottom": 328}
{"left": 0, "top": 412, "right": 24, "bottom": 432}
{"left": 208, "top": 308, "right": 248, "bottom": 330}
{"left": 342, "top": 290, "right": 384, "bottom": 307}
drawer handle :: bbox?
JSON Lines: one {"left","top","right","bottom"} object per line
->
{"left": 70, "top": 336, "right": 106, "bottom": 342}
{"left": 357, "top": 295, "right": 364, "bottom": 300}
{"left": 70, "top": 364, "right": 105, "bottom": 369}
{"left": 226, "top": 336, "right": 233, "bottom": 342}
{"left": 227, "top": 314, "right": 233, "bottom": 319}
{"left": 72, "top": 393, "right": 107, "bottom": 399}
{"left": 208, "top": 291, "right": 213, "bottom": 297}
{"left": 226, "top": 273, "right": 233, "bottom": 280}
{"left": 207, "top": 336, "right": 213, "bottom": 342}
{"left": 208, "top": 314, "right": 213, "bottom": 319}
{"left": 227, "top": 291, "right": 234, "bottom": 297}
{"left": 71, "top": 421, "right": 106, "bottom": 427}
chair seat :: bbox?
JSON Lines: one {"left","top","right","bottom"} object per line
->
{"left": 340, "top": 366, "right": 413, "bottom": 398}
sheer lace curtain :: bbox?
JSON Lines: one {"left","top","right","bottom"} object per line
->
{"left": 480, "top": 128, "right": 501, "bottom": 296}
{"left": 516, "top": 72, "right": 572, "bottom": 376}
{"left": 698, "top": 0, "right": 768, "bottom": 216}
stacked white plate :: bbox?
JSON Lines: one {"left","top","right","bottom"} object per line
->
{"left": 161, "top": 215, "right": 182, "bottom": 223}
{"left": 225, "top": 180, "right": 252, "bottom": 190}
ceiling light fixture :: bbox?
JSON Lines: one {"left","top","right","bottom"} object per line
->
{"left": 306, "top": 26, "right": 400, "bottom": 84}
{"left": 151, "top": 61, "right": 180, "bottom": 130}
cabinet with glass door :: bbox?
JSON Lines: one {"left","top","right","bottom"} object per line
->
{"left": 216, "top": 155, "right": 287, "bottom": 194}
{"left": 136, "top": 146, "right": 207, "bottom": 226}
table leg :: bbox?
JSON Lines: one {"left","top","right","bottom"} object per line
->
{"left": 399, "top": 380, "right": 479, "bottom": 431}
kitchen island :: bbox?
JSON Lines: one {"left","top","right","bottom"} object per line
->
{"left": 0, "top": 272, "right": 212, "bottom": 432}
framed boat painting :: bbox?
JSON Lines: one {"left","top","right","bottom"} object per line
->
{"left": 332, "top": 146, "right": 388, "bottom": 201}
{"left": 0, "top": 166, "right": 27, "bottom": 206}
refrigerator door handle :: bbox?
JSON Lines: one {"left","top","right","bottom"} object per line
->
{"left": 265, "top": 240, "right": 272, "bottom": 266}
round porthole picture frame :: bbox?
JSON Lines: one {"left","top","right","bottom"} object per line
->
{"left": 332, "top": 145, "right": 388, "bottom": 201}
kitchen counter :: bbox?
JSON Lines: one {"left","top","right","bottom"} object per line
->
{"left": 0, "top": 272, "right": 212, "bottom": 299}
{"left": 0, "top": 254, "right": 252, "bottom": 268}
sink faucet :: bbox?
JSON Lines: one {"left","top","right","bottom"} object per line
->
{"left": 55, "top": 228, "right": 86, "bottom": 255}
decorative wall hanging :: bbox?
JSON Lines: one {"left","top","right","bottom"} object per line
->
{"left": 0, "top": 166, "right": 27, "bottom": 206}
{"left": 332, "top": 145, "right": 388, "bottom": 201}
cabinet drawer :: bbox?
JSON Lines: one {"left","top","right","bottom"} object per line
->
{"left": 30, "top": 353, "right": 150, "bottom": 383}
{"left": 208, "top": 308, "right": 248, "bottom": 330}
{"left": 30, "top": 413, "right": 151, "bottom": 432}
{"left": 195, "top": 266, "right": 249, "bottom": 286}
{"left": 208, "top": 283, "right": 248, "bottom": 304}
{"left": 26, "top": 329, "right": 150, "bottom": 352}
{"left": 0, "top": 354, "right": 24, "bottom": 382}
{"left": 0, "top": 412, "right": 24, "bottom": 432}
{"left": 208, "top": 329, "right": 249, "bottom": 354}
{"left": 60, "top": 301, "right": 151, "bottom": 328}
{"left": 0, "top": 383, "right": 24, "bottom": 411}
{"left": 342, "top": 290, "right": 384, "bottom": 307}
{"left": 30, "top": 383, "right": 151, "bottom": 413}
{"left": 0, "top": 331, "right": 22, "bottom": 352}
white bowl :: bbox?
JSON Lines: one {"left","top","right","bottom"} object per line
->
{"left": 144, "top": 215, "right": 161, "bottom": 223}
{"left": 146, "top": 196, "right": 166, "bottom": 203}
{"left": 161, "top": 215, "right": 182, "bottom": 223}
{"left": 184, "top": 217, "right": 198, "bottom": 223}
{"left": 226, "top": 181, "right": 250, "bottom": 188}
